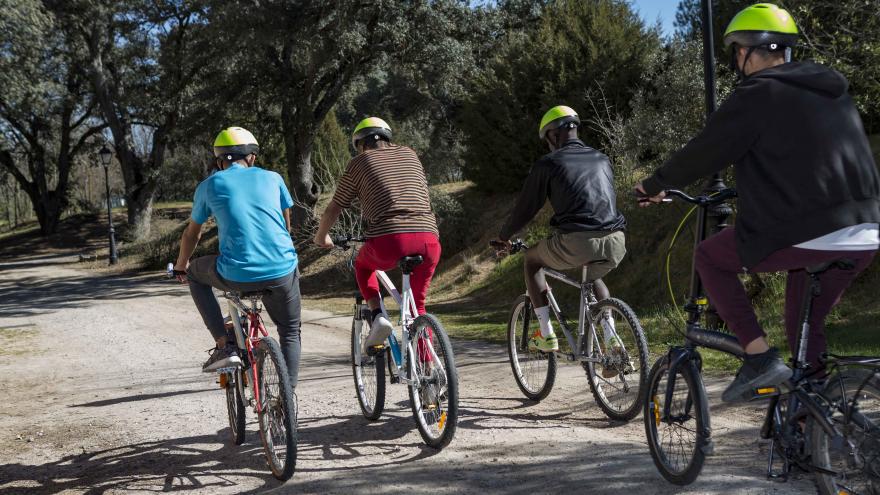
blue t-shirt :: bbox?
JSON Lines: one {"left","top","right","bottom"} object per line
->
{"left": 192, "top": 164, "right": 297, "bottom": 282}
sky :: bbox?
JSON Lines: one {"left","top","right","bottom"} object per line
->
{"left": 630, "top": 0, "right": 681, "bottom": 36}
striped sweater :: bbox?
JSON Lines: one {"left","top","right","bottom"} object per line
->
{"left": 331, "top": 144, "right": 438, "bottom": 238}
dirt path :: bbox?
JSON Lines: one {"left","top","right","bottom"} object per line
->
{"left": 0, "top": 255, "right": 815, "bottom": 494}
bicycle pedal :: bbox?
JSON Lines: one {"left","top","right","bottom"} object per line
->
{"left": 750, "top": 386, "right": 781, "bottom": 401}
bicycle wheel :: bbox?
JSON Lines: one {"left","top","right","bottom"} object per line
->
{"left": 407, "top": 314, "right": 458, "bottom": 449}
{"left": 255, "top": 337, "right": 297, "bottom": 481}
{"left": 507, "top": 294, "right": 556, "bottom": 401}
{"left": 584, "top": 298, "right": 649, "bottom": 421}
{"left": 644, "top": 355, "right": 710, "bottom": 485}
{"left": 351, "top": 311, "right": 386, "bottom": 420}
{"left": 225, "top": 368, "right": 246, "bottom": 445}
{"left": 812, "top": 369, "right": 880, "bottom": 495}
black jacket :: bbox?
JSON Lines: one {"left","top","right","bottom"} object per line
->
{"left": 500, "top": 139, "right": 626, "bottom": 240}
{"left": 642, "top": 62, "right": 880, "bottom": 268}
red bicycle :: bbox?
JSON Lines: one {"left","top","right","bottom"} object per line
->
{"left": 215, "top": 289, "right": 297, "bottom": 481}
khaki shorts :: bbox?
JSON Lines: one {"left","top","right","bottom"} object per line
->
{"left": 532, "top": 230, "right": 626, "bottom": 280}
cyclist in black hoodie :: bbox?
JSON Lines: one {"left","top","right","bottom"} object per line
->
{"left": 636, "top": 3, "right": 880, "bottom": 403}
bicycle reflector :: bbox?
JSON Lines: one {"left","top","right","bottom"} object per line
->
{"left": 755, "top": 387, "right": 778, "bottom": 395}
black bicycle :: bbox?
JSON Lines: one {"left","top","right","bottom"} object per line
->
{"left": 643, "top": 188, "right": 880, "bottom": 494}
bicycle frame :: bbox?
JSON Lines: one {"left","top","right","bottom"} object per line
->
{"left": 226, "top": 294, "right": 270, "bottom": 414}
{"left": 529, "top": 265, "right": 610, "bottom": 365}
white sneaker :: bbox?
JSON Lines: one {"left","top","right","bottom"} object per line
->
{"left": 363, "top": 315, "right": 393, "bottom": 353}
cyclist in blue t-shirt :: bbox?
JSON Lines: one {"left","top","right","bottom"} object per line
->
{"left": 173, "top": 127, "right": 302, "bottom": 386}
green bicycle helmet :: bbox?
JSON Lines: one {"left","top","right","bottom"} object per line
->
{"left": 723, "top": 3, "right": 798, "bottom": 50}
{"left": 213, "top": 127, "right": 259, "bottom": 160}
{"left": 351, "top": 117, "right": 392, "bottom": 149}
{"left": 538, "top": 105, "right": 580, "bottom": 140}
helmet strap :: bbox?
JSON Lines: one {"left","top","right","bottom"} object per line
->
{"left": 732, "top": 45, "right": 758, "bottom": 84}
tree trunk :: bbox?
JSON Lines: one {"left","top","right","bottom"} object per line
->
{"left": 33, "top": 195, "right": 62, "bottom": 236}
{"left": 125, "top": 180, "right": 157, "bottom": 241}
{"left": 282, "top": 104, "right": 319, "bottom": 233}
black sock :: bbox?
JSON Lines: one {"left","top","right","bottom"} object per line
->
{"left": 371, "top": 308, "right": 383, "bottom": 322}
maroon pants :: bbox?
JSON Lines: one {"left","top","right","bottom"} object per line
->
{"left": 354, "top": 232, "right": 441, "bottom": 316}
{"left": 695, "top": 227, "right": 875, "bottom": 368}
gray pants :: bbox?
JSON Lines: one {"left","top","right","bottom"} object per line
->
{"left": 187, "top": 255, "right": 302, "bottom": 387}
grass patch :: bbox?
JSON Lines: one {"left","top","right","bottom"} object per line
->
{"left": 0, "top": 325, "right": 39, "bottom": 356}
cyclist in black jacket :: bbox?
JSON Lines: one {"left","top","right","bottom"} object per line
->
{"left": 637, "top": 3, "right": 880, "bottom": 403}
{"left": 495, "top": 105, "right": 627, "bottom": 354}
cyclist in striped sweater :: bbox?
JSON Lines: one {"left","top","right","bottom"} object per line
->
{"left": 314, "top": 117, "right": 441, "bottom": 352}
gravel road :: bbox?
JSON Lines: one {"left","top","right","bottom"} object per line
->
{"left": 0, "top": 255, "right": 815, "bottom": 494}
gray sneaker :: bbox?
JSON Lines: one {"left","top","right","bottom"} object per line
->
{"left": 363, "top": 315, "right": 393, "bottom": 354}
{"left": 202, "top": 344, "right": 241, "bottom": 373}
{"left": 722, "top": 348, "right": 791, "bottom": 403}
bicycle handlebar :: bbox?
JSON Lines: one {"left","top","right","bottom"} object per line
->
{"left": 663, "top": 188, "right": 737, "bottom": 206}
{"left": 165, "top": 262, "right": 186, "bottom": 278}
{"left": 332, "top": 234, "right": 367, "bottom": 250}
{"left": 633, "top": 187, "right": 736, "bottom": 206}
{"left": 489, "top": 239, "right": 528, "bottom": 255}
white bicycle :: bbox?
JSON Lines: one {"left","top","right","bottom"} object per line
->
{"left": 333, "top": 235, "right": 459, "bottom": 449}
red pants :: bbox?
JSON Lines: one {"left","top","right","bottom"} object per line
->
{"left": 355, "top": 232, "right": 441, "bottom": 316}
{"left": 695, "top": 227, "right": 875, "bottom": 368}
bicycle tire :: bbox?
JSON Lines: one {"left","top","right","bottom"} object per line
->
{"left": 225, "top": 367, "right": 246, "bottom": 445}
{"left": 644, "top": 355, "right": 710, "bottom": 485}
{"left": 407, "top": 314, "right": 459, "bottom": 449}
{"left": 812, "top": 368, "right": 880, "bottom": 495}
{"left": 351, "top": 311, "right": 386, "bottom": 420}
{"left": 507, "top": 294, "right": 556, "bottom": 401}
{"left": 584, "top": 298, "right": 649, "bottom": 421}
{"left": 255, "top": 337, "right": 297, "bottom": 481}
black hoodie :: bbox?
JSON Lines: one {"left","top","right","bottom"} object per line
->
{"left": 642, "top": 62, "right": 880, "bottom": 268}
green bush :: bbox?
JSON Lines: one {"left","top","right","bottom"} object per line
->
{"left": 430, "top": 189, "right": 469, "bottom": 255}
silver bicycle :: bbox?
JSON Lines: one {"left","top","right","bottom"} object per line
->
{"left": 498, "top": 239, "right": 649, "bottom": 421}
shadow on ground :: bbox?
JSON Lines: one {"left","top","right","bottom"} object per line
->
{"left": 0, "top": 270, "right": 186, "bottom": 317}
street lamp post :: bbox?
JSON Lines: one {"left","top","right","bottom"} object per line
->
{"left": 98, "top": 145, "right": 118, "bottom": 265}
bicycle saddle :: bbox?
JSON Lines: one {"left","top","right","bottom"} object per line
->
{"left": 398, "top": 255, "right": 424, "bottom": 274}
{"left": 805, "top": 258, "right": 856, "bottom": 275}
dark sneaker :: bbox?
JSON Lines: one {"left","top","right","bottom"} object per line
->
{"left": 722, "top": 348, "right": 791, "bottom": 403}
{"left": 202, "top": 344, "right": 241, "bottom": 373}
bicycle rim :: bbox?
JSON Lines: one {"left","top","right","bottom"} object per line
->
{"left": 644, "top": 356, "right": 708, "bottom": 485}
{"left": 256, "top": 338, "right": 297, "bottom": 481}
{"left": 812, "top": 370, "right": 880, "bottom": 495}
{"left": 585, "top": 298, "right": 648, "bottom": 421}
{"left": 407, "top": 314, "right": 458, "bottom": 449}
{"left": 508, "top": 295, "right": 556, "bottom": 401}
{"left": 351, "top": 314, "right": 385, "bottom": 420}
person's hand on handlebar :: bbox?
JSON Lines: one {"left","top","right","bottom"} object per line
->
{"left": 634, "top": 181, "right": 667, "bottom": 207}
{"left": 490, "top": 238, "right": 511, "bottom": 259}
{"left": 172, "top": 261, "right": 189, "bottom": 284}
{"left": 313, "top": 232, "right": 334, "bottom": 249}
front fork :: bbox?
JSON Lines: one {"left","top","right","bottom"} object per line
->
{"left": 661, "top": 346, "right": 713, "bottom": 455}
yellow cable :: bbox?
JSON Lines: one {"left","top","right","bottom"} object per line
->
{"left": 666, "top": 205, "right": 697, "bottom": 320}
{"left": 665, "top": 191, "right": 725, "bottom": 320}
